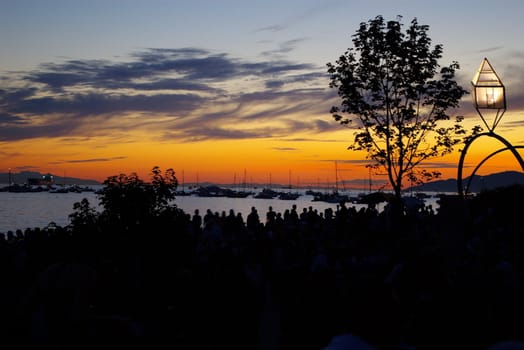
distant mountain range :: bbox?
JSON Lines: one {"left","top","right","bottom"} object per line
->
{"left": 409, "top": 170, "right": 524, "bottom": 193}
{"left": 1, "top": 171, "right": 100, "bottom": 186}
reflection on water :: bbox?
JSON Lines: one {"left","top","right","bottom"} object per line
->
{"left": 0, "top": 191, "right": 101, "bottom": 233}
{"left": 0, "top": 189, "right": 442, "bottom": 233}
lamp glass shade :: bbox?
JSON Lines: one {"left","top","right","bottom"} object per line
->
{"left": 474, "top": 86, "right": 505, "bottom": 109}
{"left": 471, "top": 58, "right": 506, "bottom": 110}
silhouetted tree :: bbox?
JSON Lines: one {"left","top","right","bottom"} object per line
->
{"left": 69, "top": 198, "right": 98, "bottom": 228}
{"left": 327, "top": 15, "right": 470, "bottom": 200}
{"left": 96, "top": 166, "right": 178, "bottom": 231}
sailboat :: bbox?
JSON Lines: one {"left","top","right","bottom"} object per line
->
{"left": 254, "top": 173, "right": 279, "bottom": 199}
{"left": 225, "top": 170, "right": 252, "bottom": 198}
{"left": 312, "top": 161, "right": 349, "bottom": 203}
{"left": 278, "top": 170, "right": 300, "bottom": 200}
{"left": 175, "top": 170, "right": 192, "bottom": 196}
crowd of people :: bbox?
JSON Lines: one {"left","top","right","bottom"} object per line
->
{"left": 0, "top": 195, "right": 523, "bottom": 349}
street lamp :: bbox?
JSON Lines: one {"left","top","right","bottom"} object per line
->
{"left": 471, "top": 58, "right": 506, "bottom": 131}
{"left": 457, "top": 58, "right": 524, "bottom": 197}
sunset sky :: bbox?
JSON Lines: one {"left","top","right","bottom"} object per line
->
{"left": 2, "top": 0, "right": 524, "bottom": 189}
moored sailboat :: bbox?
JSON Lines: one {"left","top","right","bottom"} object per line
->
{"left": 312, "top": 161, "right": 349, "bottom": 204}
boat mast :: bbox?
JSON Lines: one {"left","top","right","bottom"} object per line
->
{"left": 368, "top": 166, "right": 372, "bottom": 194}
{"left": 334, "top": 161, "right": 339, "bottom": 193}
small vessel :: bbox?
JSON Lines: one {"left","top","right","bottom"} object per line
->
{"left": 254, "top": 188, "right": 279, "bottom": 199}
{"left": 312, "top": 191, "right": 348, "bottom": 204}
{"left": 175, "top": 170, "right": 193, "bottom": 196}
{"left": 311, "top": 161, "right": 348, "bottom": 204}
{"left": 278, "top": 191, "right": 300, "bottom": 200}
{"left": 225, "top": 170, "right": 253, "bottom": 198}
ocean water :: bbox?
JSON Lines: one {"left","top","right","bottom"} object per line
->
{"left": 0, "top": 187, "right": 442, "bottom": 233}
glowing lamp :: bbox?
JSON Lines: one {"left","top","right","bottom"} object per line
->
{"left": 471, "top": 58, "right": 506, "bottom": 131}
{"left": 457, "top": 57, "right": 524, "bottom": 198}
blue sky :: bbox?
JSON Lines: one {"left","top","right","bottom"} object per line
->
{"left": 3, "top": 0, "right": 523, "bottom": 73}
{"left": 1, "top": 0, "right": 524, "bottom": 183}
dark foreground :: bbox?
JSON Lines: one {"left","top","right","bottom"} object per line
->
{"left": 1, "top": 188, "right": 524, "bottom": 349}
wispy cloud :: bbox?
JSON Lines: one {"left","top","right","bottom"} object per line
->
{"left": 254, "top": 0, "right": 343, "bottom": 33}
{"left": 273, "top": 147, "right": 299, "bottom": 151}
{"left": 261, "top": 38, "right": 310, "bottom": 58}
{"left": 49, "top": 156, "right": 128, "bottom": 164}
{"left": 255, "top": 24, "right": 286, "bottom": 32}
{"left": 0, "top": 47, "right": 332, "bottom": 142}
{"left": 476, "top": 46, "right": 504, "bottom": 53}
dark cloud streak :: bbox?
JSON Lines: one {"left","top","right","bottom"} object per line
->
{"left": 0, "top": 47, "right": 333, "bottom": 142}
{"left": 50, "top": 156, "right": 128, "bottom": 164}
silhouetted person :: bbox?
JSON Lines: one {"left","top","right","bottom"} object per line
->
{"left": 247, "top": 207, "right": 260, "bottom": 233}
{"left": 192, "top": 209, "right": 202, "bottom": 233}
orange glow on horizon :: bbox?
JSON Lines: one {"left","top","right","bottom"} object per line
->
{"left": 2, "top": 111, "right": 524, "bottom": 188}
{"left": 3, "top": 134, "right": 523, "bottom": 189}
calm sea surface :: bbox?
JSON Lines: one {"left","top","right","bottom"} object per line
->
{"left": 0, "top": 186, "right": 442, "bottom": 233}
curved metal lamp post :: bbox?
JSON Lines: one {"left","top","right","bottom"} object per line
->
{"left": 457, "top": 58, "right": 524, "bottom": 197}
{"left": 463, "top": 145, "right": 524, "bottom": 194}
